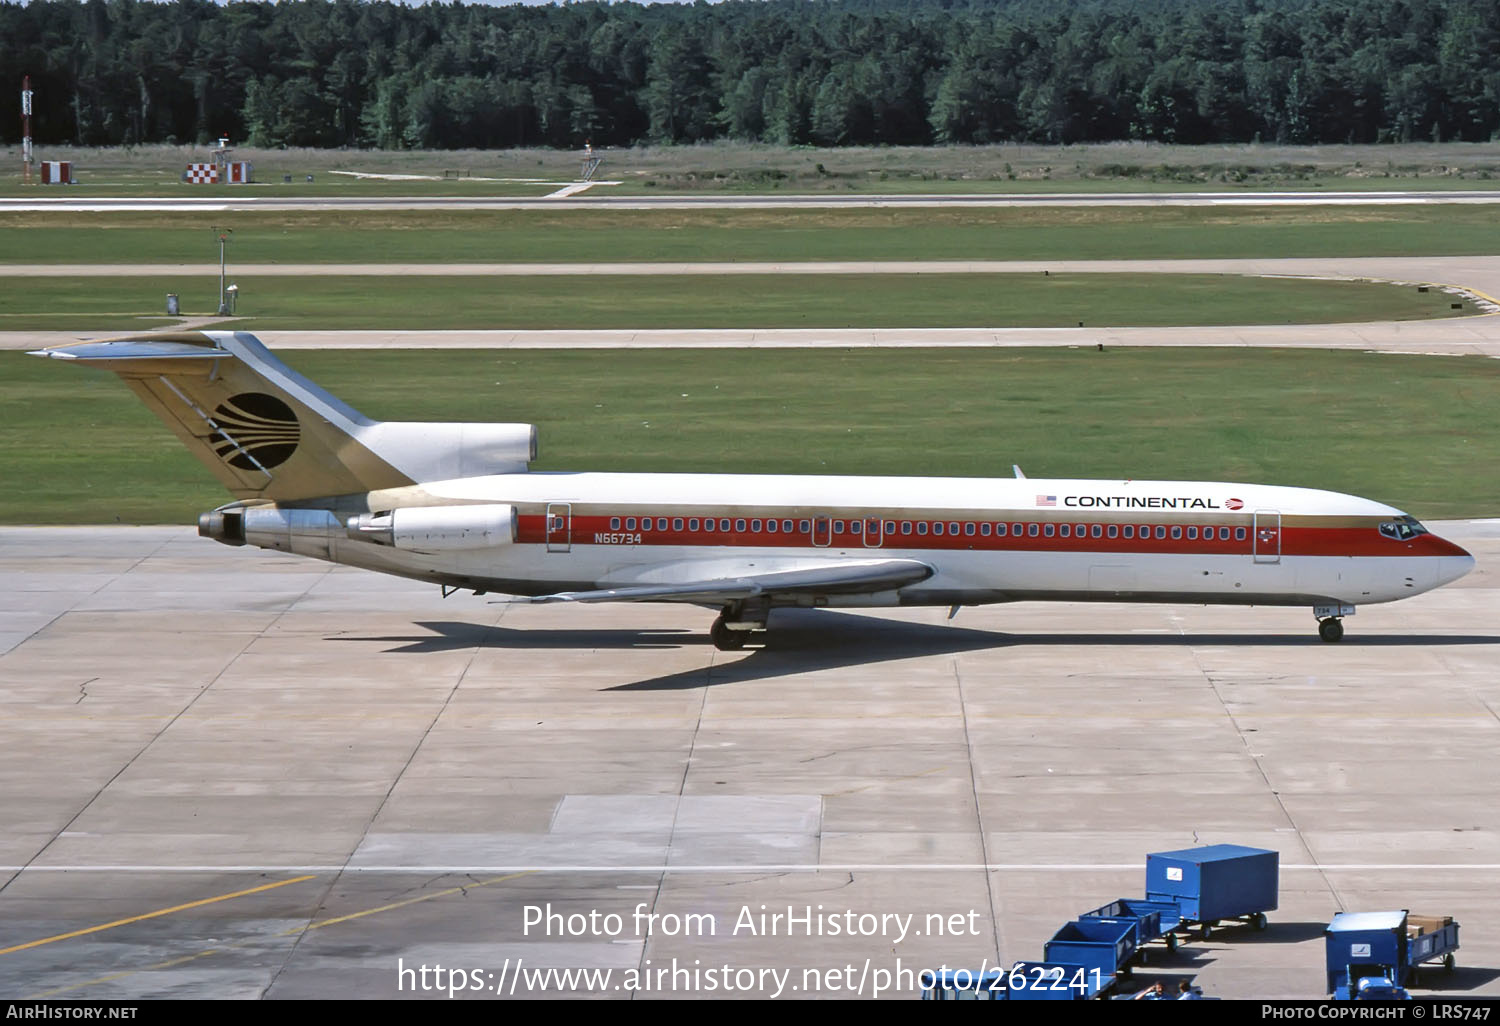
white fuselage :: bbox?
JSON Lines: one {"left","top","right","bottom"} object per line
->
{"left": 259, "top": 473, "right": 1475, "bottom": 610}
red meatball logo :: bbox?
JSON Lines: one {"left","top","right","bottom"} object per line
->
{"left": 1225, "top": 498, "right": 1244, "bottom": 510}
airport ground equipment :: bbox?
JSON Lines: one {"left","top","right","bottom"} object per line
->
{"left": 918, "top": 964, "right": 1102, "bottom": 1000}
{"left": 1325, "top": 910, "right": 1460, "bottom": 998}
{"left": 1006, "top": 961, "right": 1103, "bottom": 1000}
{"left": 1406, "top": 914, "right": 1460, "bottom": 982}
{"left": 1145, "top": 844, "right": 1278, "bottom": 938}
{"left": 1044, "top": 918, "right": 1138, "bottom": 987}
{"left": 1080, "top": 899, "right": 1176, "bottom": 953}
{"left": 919, "top": 969, "right": 1006, "bottom": 1000}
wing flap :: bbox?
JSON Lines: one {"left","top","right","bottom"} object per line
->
{"left": 529, "top": 558, "right": 934, "bottom": 605}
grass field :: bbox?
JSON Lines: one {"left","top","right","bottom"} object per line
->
{"left": 0, "top": 273, "right": 1464, "bottom": 332}
{"left": 7, "top": 141, "right": 1500, "bottom": 197}
{"left": 4, "top": 347, "right": 1496, "bottom": 524}
{"left": 7, "top": 205, "right": 1500, "bottom": 268}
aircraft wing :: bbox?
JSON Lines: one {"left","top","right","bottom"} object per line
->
{"left": 527, "top": 558, "right": 934, "bottom": 605}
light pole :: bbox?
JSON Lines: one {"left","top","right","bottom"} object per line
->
{"left": 213, "top": 227, "right": 233, "bottom": 314}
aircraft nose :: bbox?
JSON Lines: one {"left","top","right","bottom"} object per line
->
{"left": 1429, "top": 536, "right": 1475, "bottom": 587}
{"left": 1438, "top": 551, "right": 1476, "bottom": 587}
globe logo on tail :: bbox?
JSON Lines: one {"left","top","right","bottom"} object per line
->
{"left": 210, "top": 393, "right": 300, "bottom": 470}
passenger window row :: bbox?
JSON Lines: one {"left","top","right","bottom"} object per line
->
{"left": 602, "top": 515, "right": 1248, "bottom": 542}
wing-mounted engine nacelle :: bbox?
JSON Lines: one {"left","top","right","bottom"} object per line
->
{"left": 345, "top": 504, "right": 517, "bottom": 551}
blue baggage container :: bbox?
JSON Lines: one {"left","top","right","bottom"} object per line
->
{"left": 1006, "top": 961, "right": 1098, "bottom": 1001}
{"left": 1080, "top": 898, "right": 1171, "bottom": 951}
{"left": 919, "top": 968, "right": 1006, "bottom": 1000}
{"left": 1326, "top": 911, "right": 1409, "bottom": 995}
{"left": 1145, "top": 844, "right": 1278, "bottom": 934}
{"left": 1407, "top": 917, "right": 1460, "bottom": 978}
{"left": 1044, "top": 918, "right": 1137, "bottom": 982}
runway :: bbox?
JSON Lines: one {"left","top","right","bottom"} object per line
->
{"left": 2, "top": 523, "right": 1497, "bottom": 999}
{"left": 5, "top": 188, "right": 1500, "bottom": 214}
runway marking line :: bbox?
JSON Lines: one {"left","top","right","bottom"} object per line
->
{"left": 287, "top": 870, "right": 533, "bottom": 934}
{"left": 22, "top": 871, "right": 533, "bottom": 998}
{"left": 0, "top": 874, "right": 316, "bottom": 957}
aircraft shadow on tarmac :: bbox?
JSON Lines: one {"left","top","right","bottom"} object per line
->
{"left": 334, "top": 609, "right": 1499, "bottom": 692}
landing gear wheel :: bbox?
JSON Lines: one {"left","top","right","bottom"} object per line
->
{"left": 1201, "top": 922, "right": 1214, "bottom": 940}
{"left": 1318, "top": 618, "right": 1345, "bottom": 643}
{"left": 1445, "top": 953, "right": 1457, "bottom": 972}
{"left": 1253, "top": 912, "right": 1268, "bottom": 931}
{"left": 1164, "top": 933, "right": 1179, "bottom": 953}
{"left": 710, "top": 615, "right": 748, "bottom": 651}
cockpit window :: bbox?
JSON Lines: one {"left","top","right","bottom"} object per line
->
{"left": 1378, "top": 516, "right": 1429, "bottom": 541}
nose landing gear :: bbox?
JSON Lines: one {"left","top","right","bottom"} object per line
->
{"left": 1313, "top": 604, "right": 1354, "bottom": 642}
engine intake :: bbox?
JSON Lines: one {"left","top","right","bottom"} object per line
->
{"left": 346, "top": 504, "right": 517, "bottom": 551}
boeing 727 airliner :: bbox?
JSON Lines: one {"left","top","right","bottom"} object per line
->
{"left": 33, "top": 331, "right": 1473, "bottom": 649}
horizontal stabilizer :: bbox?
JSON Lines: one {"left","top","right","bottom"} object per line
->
{"left": 528, "top": 558, "right": 933, "bottom": 605}
{"left": 29, "top": 339, "right": 234, "bottom": 362}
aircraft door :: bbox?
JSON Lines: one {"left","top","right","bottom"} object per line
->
{"left": 1253, "top": 509, "right": 1281, "bottom": 564}
{"left": 812, "top": 515, "right": 831, "bottom": 547}
{"left": 864, "top": 517, "right": 884, "bottom": 548}
{"left": 545, "top": 502, "right": 571, "bottom": 553}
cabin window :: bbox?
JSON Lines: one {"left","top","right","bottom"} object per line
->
{"left": 917, "top": 522, "right": 928, "bottom": 536}
{"left": 1107, "top": 525, "right": 1118, "bottom": 538}
{"left": 1092, "top": 524, "right": 1103, "bottom": 538}
{"left": 685, "top": 518, "right": 697, "bottom": 531}
{"left": 933, "top": 522, "right": 945, "bottom": 536}
{"left": 783, "top": 520, "right": 794, "bottom": 533}
{"left": 996, "top": 523, "right": 1008, "bottom": 537}
{"left": 1155, "top": 526, "right": 1167, "bottom": 539}
{"left": 1187, "top": 526, "right": 1198, "bottom": 540}
{"left": 625, "top": 517, "right": 637, "bottom": 531}
{"left": 1043, "top": 523, "right": 1055, "bottom": 537}
{"left": 949, "top": 522, "right": 960, "bottom": 535}
{"left": 1013, "top": 523, "right": 1025, "bottom": 536}
{"left": 646, "top": 518, "right": 656, "bottom": 531}
{"left": 735, "top": 519, "right": 746, "bottom": 532}
{"left": 885, "top": 521, "right": 896, "bottom": 533}
{"left": 1171, "top": 526, "right": 1182, "bottom": 539}
{"left": 766, "top": 519, "right": 778, "bottom": 533}
{"left": 980, "top": 523, "right": 991, "bottom": 537}
{"left": 610, "top": 517, "right": 621, "bottom": 531}
{"left": 799, "top": 519, "right": 811, "bottom": 533}
{"left": 1059, "top": 524, "right": 1071, "bottom": 538}
{"left": 901, "top": 521, "right": 912, "bottom": 535}
{"left": 965, "top": 522, "right": 977, "bottom": 536}
{"left": 851, "top": 521, "right": 863, "bottom": 534}
{"left": 833, "top": 520, "right": 845, "bottom": 533}
{"left": 1123, "top": 525, "right": 1134, "bottom": 539}
{"left": 1234, "top": 527, "right": 1246, "bottom": 541}
{"left": 1219, "top": 527, "right": 1231, "bottom": 540}
{"left": 720, "top": 519, "right": 731, "bottom": 531}
{"left": 1027, "top": 523, "right": 1040, "bottom": 537}
{"left": 751, "top": 519, "right": 762, "bottom": 532}
{"left": 673, "top": 518, "right": 683, "bottom": 531}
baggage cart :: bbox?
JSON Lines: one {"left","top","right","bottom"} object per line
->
{"left": 1146, "top": 844, "right": 1278, "bottom": 937}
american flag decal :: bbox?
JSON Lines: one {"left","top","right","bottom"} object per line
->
{"left": 1036, "top": 495, "right": 1057, "bottom": 507}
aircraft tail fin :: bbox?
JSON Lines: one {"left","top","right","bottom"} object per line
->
{"left": 30, "top": 330, "right": 536, "bottom": 502}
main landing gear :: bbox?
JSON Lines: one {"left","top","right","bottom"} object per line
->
{"left": 710, "top": 601, "right": 767, "bottom": 651}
